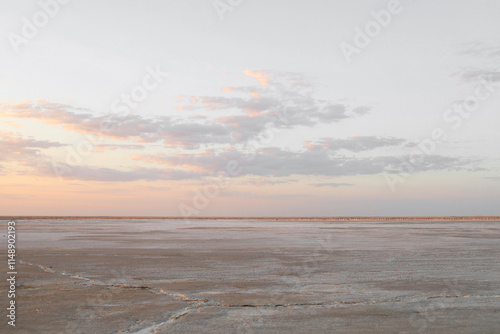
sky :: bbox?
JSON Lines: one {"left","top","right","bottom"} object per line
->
{"left": 0, "top": 0, "right": 499, "bottom": 216}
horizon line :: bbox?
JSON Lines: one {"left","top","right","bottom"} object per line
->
{"left": 2, "top": 216, "right": 500, "bottom": 221}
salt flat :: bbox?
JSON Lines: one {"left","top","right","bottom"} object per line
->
{"left": 2, "top": 219, "right": 500, "bottom": 333}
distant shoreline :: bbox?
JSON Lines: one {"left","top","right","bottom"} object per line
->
{"left": 1, "top": 216, "right": 500, "bottom": 221}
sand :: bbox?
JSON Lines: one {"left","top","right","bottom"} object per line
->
{"left": 1, "top": 219, "right": 499, "bottom": 333}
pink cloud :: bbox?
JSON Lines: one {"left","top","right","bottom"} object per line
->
{"left": 243, "top": 70, "right": 270, "bottom": 86}
{"left": 250, "top": 91, "right": 262, "bottom": 99}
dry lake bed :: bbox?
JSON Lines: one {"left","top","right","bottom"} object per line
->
{"left": 1, "top": 219, "right": 499, "bottom": 333}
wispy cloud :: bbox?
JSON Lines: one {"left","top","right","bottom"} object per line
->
{"left": 243, "top": 70, "right": 270, "bottom": 86}
{"left": 132, "top": 146, "right": 478, "bottom": 178}
{"left": 0, "top": 100, "right": 231, "bottom": 149}
{"left": 312, "top": 182, "right": 354, "bottom": 187}
{"left": 304, "top": 136, "right": 406, "bottom": 152}
{"left": 1, "top": 71, "right": 370, "bottom": 149}
{"left": 0, "top": 131, "right": 64, "bottom": 162}
{"left": 456, "top": 42, "right": 500, "bottom": 83}
{"left": 32, "top": 160, "right": 206, "bottom": 182}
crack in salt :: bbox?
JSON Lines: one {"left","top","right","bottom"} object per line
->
{"left": 19, "top": 260, "right": 500, "bottom": 333}
{"left": 20, "top": 260, "right": 206, "bottom": 304}
{"left": 217, "top": 293, "right": 499, "bottom": 309}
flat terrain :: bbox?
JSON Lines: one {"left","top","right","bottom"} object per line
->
{"left": 1, "top": 219, "right": 499, "bottom": 333}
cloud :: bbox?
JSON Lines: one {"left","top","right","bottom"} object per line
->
{"left": 0, "top": 132, "right": 64, "bottom": 162}
{"left": 0, "top": 132, "right": 206, "bottom": 182}
{"left": 32, "top": 160, "right": 206, "bottom": 182}
{"left": 313, "top": 183, "right": 354, "bottom": 187}
{"left": 460, "top": 70, "right": 500, "bottom": 83}
{"left": 457, "top": 42, "right": 500, "bottom": 58}
{"left": 1, "top": 100, "right": 232, "bottom": 149}
{"left": 132, "top": 145, "right": 477, "bottom": 178}
{"left": 250, "top": 92, "right": 261, "bottom": 99}
{"left": 194, "top": 87, "right": 362, "bottom": 128}
{"left": 1, "top": 100, "right": 480, "bottom": 183}
{"left": 238, "top": 178, "right": 295, "bottom": 186}
{"left": 456, "top": 42, "right": 500, "bottom": 83}
{"left": 180, "top": 72, "right": 371, "bottom": 142}
{"left": 1, "top": 70, "right": 370, "bottom": 149}
{"left": 352, "top": 106, "right": 370, "bottom": 116}
{"left": 244, "top": 70, "right": 270, "bottom": 86}
{"left": 94, "top": 144, "right": 145, "bottom": 151}
{"left": 305, "top": 136, "right": 406, "bottom": 152}
{"left": 3, "top": 133, "right": 478, "bottom": 183}
{"left": 219, "top": 190, "right": 257, "bottom": 197}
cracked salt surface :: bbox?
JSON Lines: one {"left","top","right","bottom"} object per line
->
{"left": 7, "top": 218, "right": 500, "bottom": 333}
